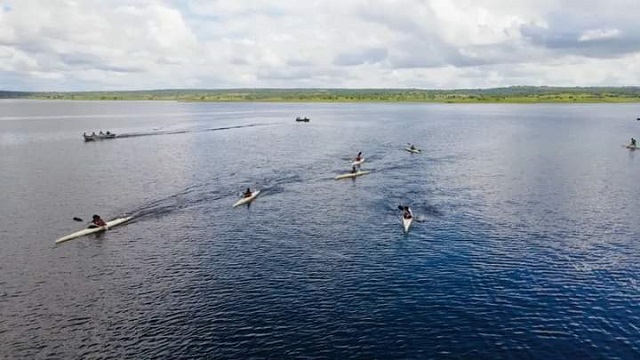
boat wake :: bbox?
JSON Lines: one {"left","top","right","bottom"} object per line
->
{"left": 415, "top": 203, "right": 444, "bottom": 218}
{"left": 116, "top": 123, "right": 273, "bottom": 139}
{"left": 121, "top": 171, "right": 304, "bottom": 222}
{"left": 125, "top": 183, "right": 226, "bottom": 222}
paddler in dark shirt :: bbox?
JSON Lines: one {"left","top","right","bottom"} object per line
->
{"left": 90, "top": 214, "right": 107, "bottom": 228}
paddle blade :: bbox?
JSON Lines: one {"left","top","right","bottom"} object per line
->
{"left": 398, "top": 205, "right": 405, "bottom": 210}
{"left": 73, "top": 217, "right": 83, "bottom": 222}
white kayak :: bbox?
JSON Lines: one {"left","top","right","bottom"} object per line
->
{"left": 55, "top": 216, "right": 132, "bottom": 244}
{"left": 623, "top": 144, "right": 639, "bottom": 150}
{"left": 335, "top": 170, "right": 370, "bottom": 180}
{"left": 405, "top": 147, "right": 421, "bottom": 154}
{"left": 232, "top": 190, "right": 261, "bottom": 207}
{"left": 351, "top": 158, "right": 365, "bottom": 166}
{"left": 402, "top": 208, "right": 413, "bottom": 233}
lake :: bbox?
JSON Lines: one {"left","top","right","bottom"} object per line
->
{"left": 1, "top": 100, "right": 639, "bottom": 359}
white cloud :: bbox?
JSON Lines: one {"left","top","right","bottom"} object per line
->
{"left": 0, "top": 0, "right": 639, "bottom": 90}
{"left": 578, "top": 28, "right": 621, "bottom": 42}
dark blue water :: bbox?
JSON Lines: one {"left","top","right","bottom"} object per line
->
{"left": 1, "top": 100, "right": 639, "bottom": 359}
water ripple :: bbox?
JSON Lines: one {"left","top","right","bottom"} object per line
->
{"left": 2, "top": 102, "right": 640, "bottom": 359}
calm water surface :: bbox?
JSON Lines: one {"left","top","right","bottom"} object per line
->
{"left": 1, "top": 100, "right": 639, "bottom": 359}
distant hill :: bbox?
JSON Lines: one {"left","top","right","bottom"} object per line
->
{"left": 2, "top": 87, "right": 640, "bottom": 103}
{"left": 0, "top": 91, "right": 32, "bottom": 98}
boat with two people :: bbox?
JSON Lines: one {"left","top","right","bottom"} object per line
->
{"left": 84, "top": 131, "right": 116, "bottom": 142}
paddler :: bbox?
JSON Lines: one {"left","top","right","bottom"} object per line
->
{"left": 355, "top": 152, "right": 362, "bottom": 161}
{"left": 90, "top": 214, "right": 107, "bottom": 228}
{"left": 351, "top": 165, "right": 358, "bottom": 173}
{"left": 243, "top": 188, "right": 253, "bottom": 198}
{"left": 631, "top": 138, "right": 637, "bottom": 146}
{"left": 402, "top": 206, "right": 412, "bottom": 219}
{"left": 410, "top": 144, "right": 417, "bottom": 150}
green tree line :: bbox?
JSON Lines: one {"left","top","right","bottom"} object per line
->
{"left": 2, "top": 86, "right": 640, "bottom": 103}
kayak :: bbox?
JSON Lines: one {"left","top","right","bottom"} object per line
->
{"left": 402, "top": 208, "right": 413, "bottom": 233}
{"left": 55, "top": 216, "right": 132, "bottom": 244}
{"left": 405, "top": 148, "right": 421, "bottom": 154}
{"left": 232, "top": 190, "right": 261, "bottom": 207}
{"left": 623, "top": 144, "right": 639, "bottom": 150}
{"left": 351, "top": 158, "right": 365, "bottom": 166}
{"left": 335, "top": 171, "right": 370, "bottom": 180}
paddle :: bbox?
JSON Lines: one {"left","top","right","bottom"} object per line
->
{"left": 73, "top": 216, "right": 101, "bottom": 229}
{"left": 73, "top": 216, "right": 107, "bottom": 227}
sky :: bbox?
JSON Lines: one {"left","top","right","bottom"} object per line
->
{"left": 1, "top": 0, "right": 640, "bottom": 91}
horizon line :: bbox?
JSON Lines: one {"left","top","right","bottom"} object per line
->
{"left": 3, "top": 85, "right": 640, "bottom": 93}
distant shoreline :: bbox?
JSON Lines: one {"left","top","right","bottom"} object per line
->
{"left": 2, "top": 87, "right": 640, "bottom": 103}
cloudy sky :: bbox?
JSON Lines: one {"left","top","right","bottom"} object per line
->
{"left": 1, "top": 0, "right": 639, "bottom": 91}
